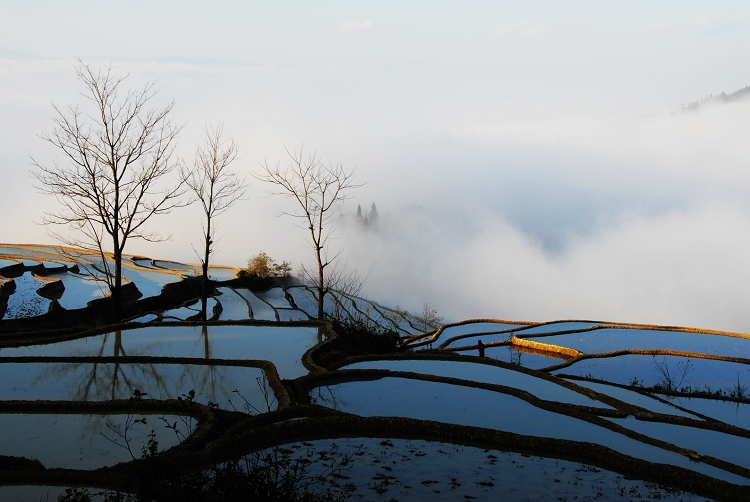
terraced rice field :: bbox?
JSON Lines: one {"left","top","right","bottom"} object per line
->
{"left": 1, "top": 244, "right": 748, "bottom": 500}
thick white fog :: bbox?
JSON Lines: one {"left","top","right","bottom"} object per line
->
{"left": 2, "top": 2, "right": 750, "bottom": 330}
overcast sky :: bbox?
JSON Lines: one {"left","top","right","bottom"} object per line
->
{"left": 2, "top": 1, "right": 750, "bottom": 330}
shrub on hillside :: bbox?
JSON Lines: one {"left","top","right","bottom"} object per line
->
{"left": 334, "top": 318, "right": 401, "bottom": 354}
{"left": 238, "top": 252, "right": 291, "bottom": 280}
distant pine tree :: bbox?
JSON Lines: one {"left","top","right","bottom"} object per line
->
{"left": 681, "top": 85, "right": 750, "bottom": 112}
{"left": 355, "top": 202, "right": 379, "bottom": 228}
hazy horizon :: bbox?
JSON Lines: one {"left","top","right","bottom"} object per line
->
{"left": 3, "top": 1, "right": 750, "bottom": 331}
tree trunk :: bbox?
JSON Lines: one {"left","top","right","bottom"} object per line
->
{"left": 201, "top": 261, "right": 209, "bottom": 322}
{"left": 317, "top": 250, "right": 325, "bottom": 321}
{"left": 201, "top": 220, "right": 211, "bottom": 321}
{"left": 111, "top": 331, "right": 123, "bottom": 400}
{"left": 202, "top": 324, "right": 211, "bottom": 359}
{"left": 113, "top": 330, "right": 123, "bottom": 357}
{"left": 113, "top": 251, "right": 122, "bottom": 323}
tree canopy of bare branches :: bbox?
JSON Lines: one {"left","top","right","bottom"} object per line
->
{"left": 257, "top": 147, "right": 362, "bottom": 320}
{"left": 181, "top": 124, "right": 246, "bottom": 320}
{"left": 32, "top": 60, "right": 185, "bottom": 320}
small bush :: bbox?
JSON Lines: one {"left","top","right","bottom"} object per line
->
{"left": 239, "top": 252, "right": 291, "bottom": 280}
{"left": 334, "top": 318, "right": 401, "bottom": 354}
{"left": 727, "top": 375, "right": 749, "bottom": 400}
{"left": 652, "top": 357, "right": 693, "bottom": 393}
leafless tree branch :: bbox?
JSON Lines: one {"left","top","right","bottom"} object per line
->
{"left": 181, "top": 123, "right": 246, "bottom": 320}
{"left": 31, "top": 59, "right": 187, "bottom": 320}
{"left": 255, "top": 146, "right": 363, "bottom": 320}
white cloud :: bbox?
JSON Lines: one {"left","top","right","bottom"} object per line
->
{"left": 458, "top": 101, "right": 750, "bottom": 192}
{"left": 493, "top": 19, "right": 591, "bottom": 36}
{"left": 339, "top": 19, "right": 374, "bottom": 32}
{"left": 342, "top": 203, "right": 750, "bottom": 333}
{"left": 639, "top": 15, "right": 733, "bottom": 33}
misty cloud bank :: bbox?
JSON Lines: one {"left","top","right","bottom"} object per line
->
{"left": 337, "top": 100, "right": 750, "bottom": 332}
{"left": 3, "top": 2, "right": 750, "bottom": 332}
{"left": 4, "top": 56, "right": 750, "bottom": 333}
{"left": 342, "top": 202, "right": 750, "bottom": 332}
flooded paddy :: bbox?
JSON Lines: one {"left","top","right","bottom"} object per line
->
{"left": 514, "top": 321, "right": 601, "bottom": 335}
{"left": 45, "top": 272, "right": 108, "bottom": 310}
{"left": 285, "top": 286, "right": 319, "bottom": 314}
{"left": 234, "top": 288, "right": 279, "bottom": 321}
{"left": 306, "top": 375, "right": 748, "bottom": 483}
{"left": 555, "top": 353, "right": 750, "bottom": 391}
{"left": 527, "top": 327, "right": 750, "bottom": 357}
{"left": 1, "top": 272, "right": 52, "bottom": 319}
{"left": 161, "top": 298, "right": 219, "bottom": 321}
{"left": 0, "top": 361, "right": 272, "bottom": 410}
{"left": 247, "top": 438, "right": 708, "bottom": 501}
{"left": 0, "top": 325, "right": 319, "bottom": 379}
{"left": 567, "top": 380, "right": 697, "bottom": 417}
{"left": 255, "top": 288, "right": 293, "bottom": 309}
{"left": 2, "top": 244, "right": 750, "bottom": 500}
{"left": 410, "top": 321, "right": 524, "bottom": 349}
{"left": 310, "top": 376, "right": 613, "bottom": 438}
{"left": 469, "top": 344, "right": 566, "bottom": 369}
{"left": 667, "top": 397, "right": 750, "bottom": 430}
{"left": 343, "top": 359, "right": 606, "bottom": 407}
{"left": 0, "top": 412, "right": 184, "bottom": 469}
{"left": 608, "top": 415, "right": 750, "bottom": 470}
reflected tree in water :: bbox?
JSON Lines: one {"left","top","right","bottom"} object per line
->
{"left": 509, "top": 346, "right": 523, "bottom": 366}
{"left": 33, "top": 331, "right": 169, "bottom": 402}
{"left": 310, "top": 385, "right": 346, "bottom": 411}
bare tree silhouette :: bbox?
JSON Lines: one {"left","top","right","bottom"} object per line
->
{"left": 32, "top": 60, "right": 185, "bottom": 320}
{"left": 181, "top": 125, "right": 246, "bottom": 320}
{"left": 257, "top": 147, "right": 362, "bottom": 320}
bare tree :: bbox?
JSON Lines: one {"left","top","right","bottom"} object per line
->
{"left": 257, "top": 147, "right": 362, "bottom": 320}
{"left": 32, "top": 60, "right": 185, "bottom": 321}
{"left": 415, "top": 302, "right": 444, "bottom": 332}
{"left": 181, "top": 124, "right": 246, "bottom": 320}
{"left": 305, "top": 261, "right": 367, "bottom": 322}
